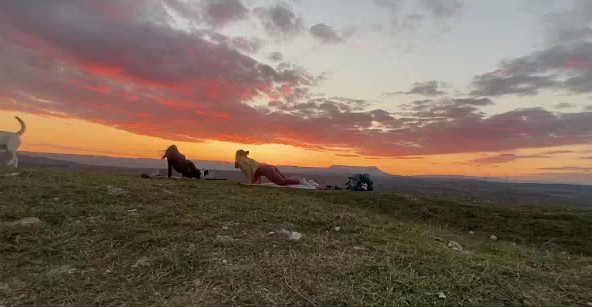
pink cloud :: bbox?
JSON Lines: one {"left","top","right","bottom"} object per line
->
{"left": 472, "top": 153, "right": 550, "bottom": 164}
{"left": 565, "top": 57, "right": 589, "bottom": 70}
{"left": 541, "top": 150, "right": 573, "bottom": 155}
{"left": 335, "top": 154, "right": 360, "bottom": 157}
{"left": 538, "top": 166, "right": 592, "bottom": 172}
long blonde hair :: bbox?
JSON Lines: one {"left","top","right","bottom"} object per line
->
{"left": 234, "top": 149, "right": 249, "bottom": 168}
{"left": 235, "top": 149, "right": 249, "bottom": 158}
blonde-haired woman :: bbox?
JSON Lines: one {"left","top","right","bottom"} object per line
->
{"left": 234, "top": 149, "right": 315, "bottom": 187}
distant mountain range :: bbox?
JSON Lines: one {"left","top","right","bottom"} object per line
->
{"left": 19, "top": 151, "right": 234, "bottom": 170}
{"left": 415, "top": 174, "right": 592, "bottom": 186}
{"left": 10, "top": 151, "right": 592, "bottom": 186}
{"left": 18, "top": 152, "right": 393, "bottom": 177}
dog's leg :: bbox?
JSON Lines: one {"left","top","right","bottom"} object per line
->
{"left": 6, "top": 151, "right": 18, "bottom": 168}
{"left": 6, "top": 152, "right": 14, "bottom": 167}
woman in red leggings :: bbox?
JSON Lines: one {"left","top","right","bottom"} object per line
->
{"left": 234, "top": 149, "right": 314, "bottom": 187}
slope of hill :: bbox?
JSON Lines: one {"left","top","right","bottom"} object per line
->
{"left": 14, "top": 153, "right": 592, "bottom": 208}
{"left": 1, "top": 167, "right": 591, "bottom": 306}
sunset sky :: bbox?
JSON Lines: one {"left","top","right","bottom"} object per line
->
{"left": 1, "top": 0, "right": 592, "bottom": 179}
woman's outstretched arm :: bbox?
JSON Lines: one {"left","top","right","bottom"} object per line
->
{"left": 237, "top": 160, "right": 253, "bottom": 184}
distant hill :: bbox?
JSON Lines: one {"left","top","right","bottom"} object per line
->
{"left": 10, "top": 151, "right": 592, "bottom": 208}
{"left": 20, "top": 152, "right": 236, "bottom": 171}
{"left": 12, "top": 151, "right": 592, "bottom": 187}
{"left": 18, "top": 152, "right": 393, "bottom": 176}
{"left": 417, "top": 174, "right": 592, "bottom": 186}
{"left": 13, "top": 153, "right": 83, "bottom": 168}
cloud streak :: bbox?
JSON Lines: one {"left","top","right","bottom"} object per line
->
{"left": 254, "top": 2, "right": 304, "bottom": 42}
{"left": 472, "top": 153, "right": 550, "bottom": 165}
{"left": 384, "top": 80, "right": 451, "bottom": 97}
{"left": 554, "top": 103, "right": 576, "bottom": 109}
{"left": 470, "top": 42, "right": 592, "bottom": 96}
{"left": 541, "top": 150, "right": 573, "bottom": 155}
{"left": 201, "top": 0, "right": 249, "bottom": 28}
{"left": 420, "top": 0, "right": 464, "bottom": 21}
{"left": 373, "top": 0, "right": 464, "bottom": 36}
{"left": 309, "top": 23, "right": 355, "bottom": 44}
{"left": 267, "top": 52, "right": 284, "bottom": 62}
{"left": 538, "top": 166, "right": 592, "bottom": 172}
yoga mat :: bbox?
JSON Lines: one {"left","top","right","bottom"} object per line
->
{"left": 239, "top": 183, "right": 316, "bottom": 190}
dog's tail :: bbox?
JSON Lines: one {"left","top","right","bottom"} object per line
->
{"left": 15, "top": 116, "right": 26, "bottom": 136}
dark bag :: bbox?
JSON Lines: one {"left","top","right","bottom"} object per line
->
{"left": 345, "top": 173, "right": 374, "bottom": 191}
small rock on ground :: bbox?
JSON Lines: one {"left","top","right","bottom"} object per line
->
{"left": 132, "top": 256, "right": 153, "bottom": 268}
{"left": 280, "top": 229, "right": 302, "bottom": 241}
{"left": 48, "top": 265, "right": 76, "bottom": 276}
{"left": 288, "top": 232, "right": 302, "bottom": 241}
{"left": 447, "top": 241, "right": 463, "bottom": 251}
{"left": 107, "top": 185, "right": 128, "bottom": 196}
{"left": 216, "top": 235, "right": 236, "bottom": 243}
{"left": 7, "top": 217, "right": 43, "bottom": 227}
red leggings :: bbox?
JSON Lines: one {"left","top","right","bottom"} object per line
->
{"left": 253, "top": 165, "right": 300, "bottom": 186}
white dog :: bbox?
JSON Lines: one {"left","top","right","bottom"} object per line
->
{"left": 0, "top": 116, "right": 26, "bottom": 168}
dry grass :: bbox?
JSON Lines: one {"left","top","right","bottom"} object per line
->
{"left": 0, "top": 167, "right": 591, "bottom": 306}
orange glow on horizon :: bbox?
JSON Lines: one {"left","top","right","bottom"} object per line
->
{"left": 2, "top": 111, "right": 592, "bottom": 178}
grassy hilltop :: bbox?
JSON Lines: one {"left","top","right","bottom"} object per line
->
{"left": 1, "top": 167, "right": 591, "bottom": 306}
